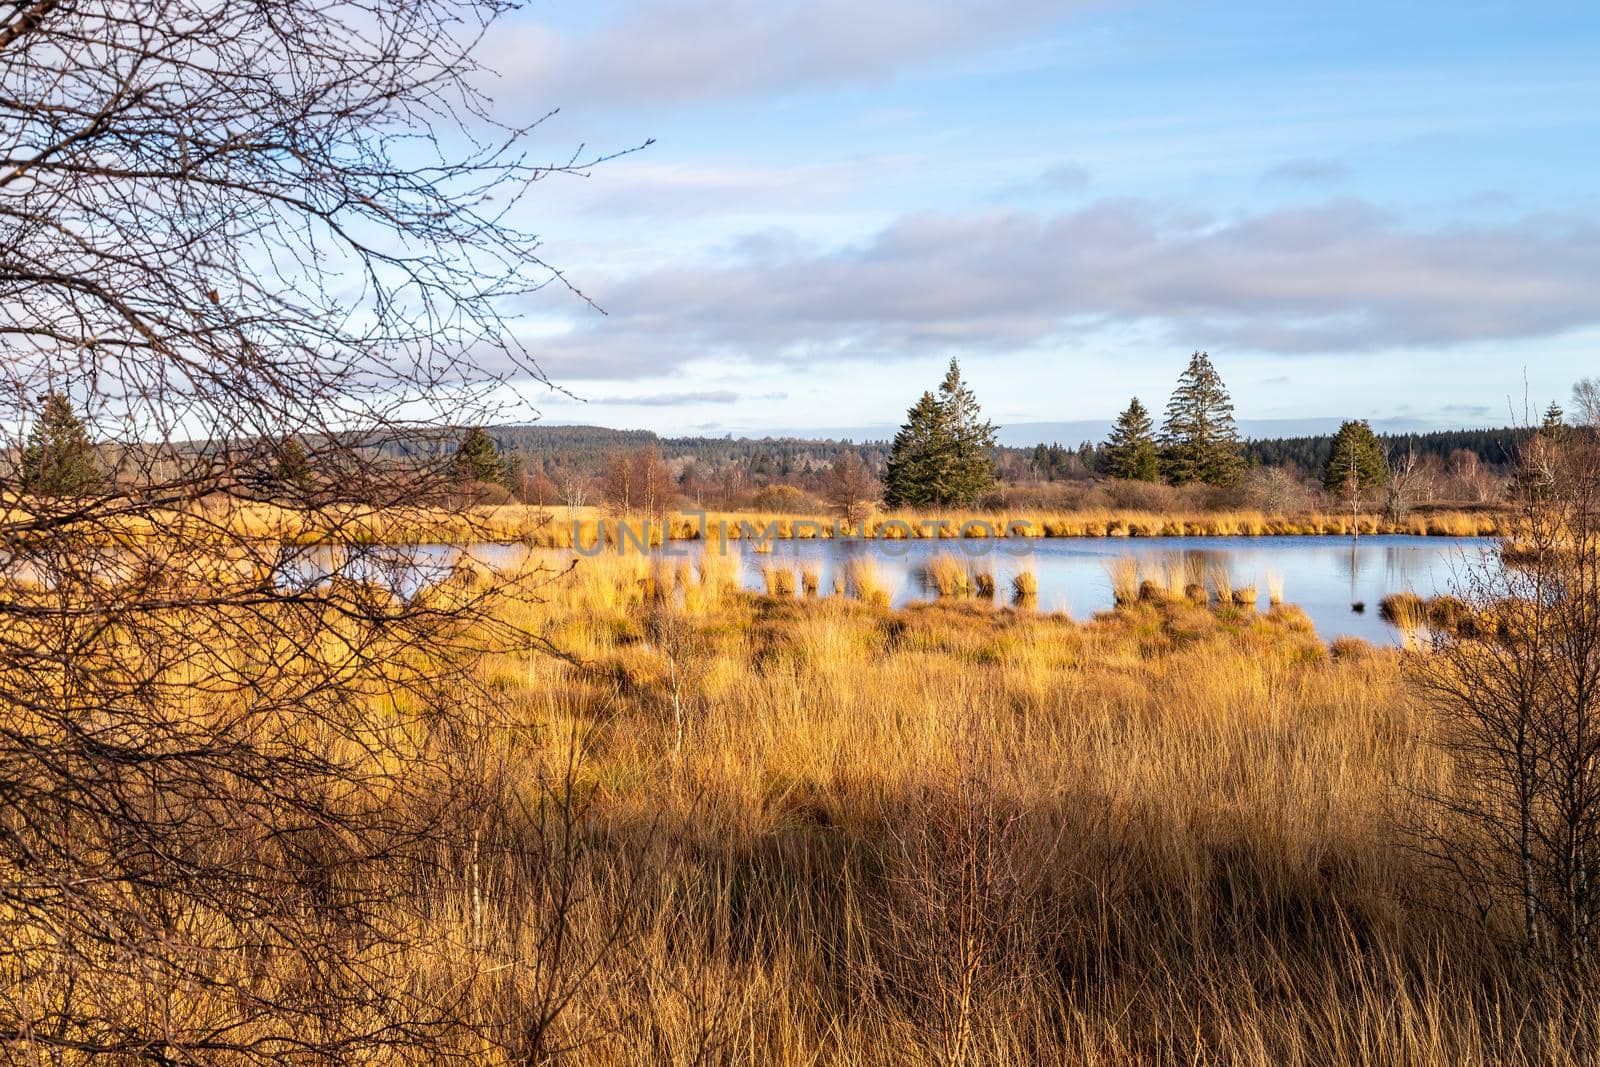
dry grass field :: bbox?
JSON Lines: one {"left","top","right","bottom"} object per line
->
{"left": 272, "top": 548, "right": 1581, "bottom": 1065}
{"left": 8, "top": 534, "right": 1591, "bottom": 1064}
{"left": 212, "top": 500, "right": 1507, "bottom": 547}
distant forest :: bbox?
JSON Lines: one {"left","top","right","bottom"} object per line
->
{"left": 480, "top": 422, "right": 1531, "bottom": 483}
{"left": 1240, "top": 426, "right": 1531, "bottom": 473}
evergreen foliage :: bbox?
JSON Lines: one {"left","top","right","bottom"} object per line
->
{"left": 937, "top": 359, "right": 998, "bottom": 504}
{"left": 275, "top": 437, "right": 315, "bottom": 492}
{"left": 1322, "top": 420, "right": 1389, "bottom": 492}
{"left": 1101, "top": 397, "right": 1160, "bottom": 481}
{"left": 1244, "top": 426, "right": 1529, "bottom": 473}
{"left": 883, "top": 391, "right": 952, "bottom": 508}
{"left": 1542, "top": 401, "right": 1568, "bottom": 443}
{"left": 19, "top": 392, "right": 102, "bottom": 496}
{"left": 453, "top": 426, "right": 508, "bottom": 487}
{"left": 1159, "top": 352, "right": 1243, "bottom": 487}
{"left": 882, "top": 360, "right": 997, "bottom": 507}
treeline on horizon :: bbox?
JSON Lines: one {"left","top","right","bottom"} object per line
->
{"left": 473, "top": 420, "right": 1532, "bottom": 483}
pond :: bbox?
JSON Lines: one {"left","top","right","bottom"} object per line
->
{"left": 713, "top": 535, "right": 1492, "bottom": 645}
{"left": 291, "top": 534, "right": 1495, "bottom": 647}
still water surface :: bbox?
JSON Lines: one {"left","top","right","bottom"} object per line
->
{"left": 716, "top": 535, "right": 1490, "bottom": 645}
{"left": 305, "top": 534, "right": 1493, "bottom": 647}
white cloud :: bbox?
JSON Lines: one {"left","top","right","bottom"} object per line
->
{"left": 484, "top": 0, "right": 1092, "bottom": 105}
{"left": 524, "top": 198, "right": 1600, "bottom": 378}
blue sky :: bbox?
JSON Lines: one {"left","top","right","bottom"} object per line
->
{"left": 477, "top": 0, "right": 1600, "bottom": 440}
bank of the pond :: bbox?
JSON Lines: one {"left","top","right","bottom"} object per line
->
{"left": 225, "top": 502, "right": 1507, "bottom": 547}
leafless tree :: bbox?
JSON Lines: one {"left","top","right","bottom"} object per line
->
{"left": 1384, "top": 444, "right": 1431, "bottom": 523}
{"left": 1242, "top": 464, "right": 1310, "bottom": 513}
{"left": 1414, "top": 423, "right": 1600, "bottom": 971}
{"left": 558, "top": 468, "right": 590, "bottom": 510}
{"left": 601, "top": 445, "right": 673, "bottom": 521}
{"left": 824, "top": 450, "right": 878, "bottom": 524}
{"left": 1574, "top": 378, "right": 1600, "bottom": 429}
{"left": 0, "top": 0, "right": 637, "bottom": 1058}
{"left": 870, "top": 733, "right": 1042, "bottom": 1067}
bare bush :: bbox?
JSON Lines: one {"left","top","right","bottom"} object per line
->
{"left": 0, "top": 0, "right": 628, "bottom": 1056}
{"left": 870, "top": 737, "right": 1044, "bottom": 1066}
{"left": 1414, "top": 426, "right": 1600, "bottom": 970}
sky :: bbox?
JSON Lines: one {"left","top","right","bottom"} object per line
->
{"left": 473, "top": 0, "right": 1600, "bottom": 442}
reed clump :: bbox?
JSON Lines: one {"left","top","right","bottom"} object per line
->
{"left": 973, "top": 569, "right": 996, "bottom": 598}
{"left": 921, "top": 553, "right": 972, "bottom": 597}
{"left": 842, "top": 557, "right": 892, "bottom": 608}
{"left": 1109, "top": 557, "right": 1139, "bottom": 605}
{"left": 1379, "top": 591, "right": 1428, "bottom": 629}
{"left": 763, "top": 566, "right": 797, "bottom": 597}
{"left": 1011, "top": 569, "right": 1038, "bottom": 608}
{"left": 1426, "top": 594, "right": 1473, "bottom": 634}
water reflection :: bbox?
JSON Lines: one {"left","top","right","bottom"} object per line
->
{"left": 274, "top": 534, "right": 1493, "bottom": 647}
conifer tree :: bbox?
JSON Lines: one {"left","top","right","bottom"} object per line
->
{"left": 1322, "top": 419, "right": 1389, "bottom": 493}
{"left": 275, "top": 437, "right": 315, "bottom": 492}
{"left": 882, "top": 360, "right": 997, "bottom": 508}
{"left": 453, "top": 426, "right": 508, "bottom": 488}
{"left": 19, "top": 392, "right": 102, "bottom": 497}
{"left": 1160, "top": 352, "right": 1243, "bottom": 487}
{"left": 1102, "top": 397, "right": 1160, "bottom": 481}
{"left": 883, "top": 391, "right": 952, "bottom": 508}
{"left": 1542, "top": 400, "right": 1568, "bottom": 443}
{"left": 937, "top": 359, "right": 997, "bottom": 505}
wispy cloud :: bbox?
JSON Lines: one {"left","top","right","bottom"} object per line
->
{"left": 1262, "top": 158, "right": 1349, "bottom": 185}
{"left": 486, "top": 0, "right": 1092, "bottom": 105}
{"left": 555, "top": 389, "right": 790, "bottom": 407}
{"left": 527, "top": 199, "right": 1600, "bottom": 378}
{"left": 556, "top": 159, "right": 886, "bottom": 218}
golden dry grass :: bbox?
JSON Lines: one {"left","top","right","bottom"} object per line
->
{"left": 205, "top": 500, "right": 1508, "bottom": 548}
{"left": 763, "top": 565, "right": 798, "bottom": 597}
{"left": 841, "top": 557, "right": 893, "bottom": 607}
{"left": 922, "top": 552, "right": 973, "bottom": 597}
{"left": 407, "top": 554, "right": 1589, "bottom": 1065}
{"left": 11, "top": 542, "right": 1594, "bottom": 1064}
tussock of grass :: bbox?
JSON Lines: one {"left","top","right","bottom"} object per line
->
{"left": 1380, "top": 591, "right": 1428, "bottom": 628}
{"left": 1011, "top": 569, "right": 1038, "bottom": 608}
{"left": 841, "top": 557, "right": 891, "bottom": 608}
{"left": 921, "top": 553, "right": 971, "bottom": 597}
{"left": 1109, "top": 557, "right": 1139, "bottom": 605}
{"left": 1209, "top": 566, "right": 1234, "bottom": 605}
{"left": 973, "top": 569, "right": 996, "bottom": 598}
{"left": 763, "top": 566, "right": 797, "bottom": 597}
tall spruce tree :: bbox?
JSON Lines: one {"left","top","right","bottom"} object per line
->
{"left": 1322, "top": 420, "right": 1389, "bottom": 493}
{"left": 1102, "top": 397, "right": 1160, "bottom": 481}
{"left": 882, "top": 391, "right": 952, "bottom": 508}
{"left": 453, "top": 426, "right": 508, "bottom": 488}
{"left": 882, "top": 360, "right": 996, "bottom": 507}
{"left": 19, "top": 392, "right": 101, "bottom": 496}
{"left": 1542, "top": 400, "right": 1568, "bottom": 443}
{"left": 937, "top": 359, "right": 997, "bottom": 505}
{"left": 1159, "top": 351, "right": 1243, "bottom": 486}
